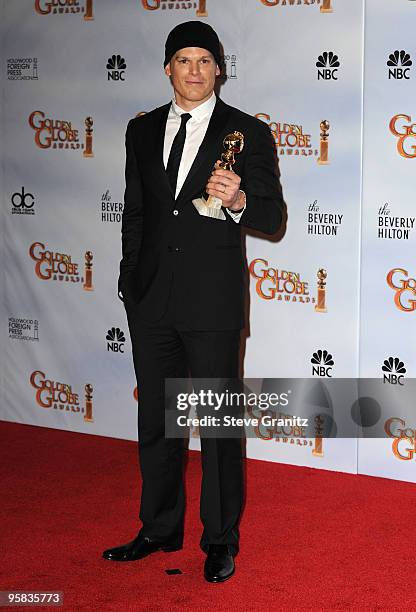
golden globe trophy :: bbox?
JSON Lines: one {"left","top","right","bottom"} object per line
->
{"left": 84, "top": 384, "right": 94, "bottom": 422}
{"left": 315, "top": 268, "right": 328, "bottom": 313}
{"left": 192, "top": 131, "right": 244, "bottom": 221}
{"left": 312, "top": 415, "right": 324, "bottom": 457}
{"left": 320, "top": 0, "right": 333, "bottom": 12}
{"left": 196, "top": 0, "right": 208, "bottom": 16}
{"left": 83, "top": 251, "right": 94, "bottom": 291}
{"left": 317, "top": 120, "right": 330, "bottom": 165}
{"left": 83, "top": 117, "right": 94, "bottom": 157}
{"left": 84, "top": 0, "right": 94, "bottom": 20}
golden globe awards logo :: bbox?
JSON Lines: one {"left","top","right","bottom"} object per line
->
{"left": 28, "top": 111, "right": 94, "bottom": 156}
{"left": 256, "top": 114, "right": 331, "bottom": 163}
{"left": 35, "top": 0, "right": 94, "bottom": 19}
{"left": 30, "top": 370, "right": 94, "bottom": 422}
{"left": 249, "top": 259, "right": 328, "bottom": 311}
{"left": 29, "top": 242, "right": 94, "bottom": 291}
{"left": 387, "top": 268, "right": 416, "bottom": 312}
{"left": 141, "top": 0, "right": 207, "bottom": 15}
{"left": 246, "top": 403, "right": 324, "bottom": 457}
{"left": 385, "top": 418, "right": 416, "bottom": 461}
{"left": 389, "top": 115, "right": 416, "bottom": 158}
{"left": 260, "top": 0, "right": 333, "bottom": 12}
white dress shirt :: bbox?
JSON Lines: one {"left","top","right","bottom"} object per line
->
{"left": 163, "top": 92, "right": 245, "bottom": 222}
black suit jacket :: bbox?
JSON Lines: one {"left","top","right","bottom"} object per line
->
{"left": 119, "top": 96, "right": 285, "bottom": 330}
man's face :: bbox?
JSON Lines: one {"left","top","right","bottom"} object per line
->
{"left": 165, "top": 47, "right": 220, "bottom": 105}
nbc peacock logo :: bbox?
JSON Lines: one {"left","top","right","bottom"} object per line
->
{"left": 316, "top": 51, "right": 340, "bottom": 80}
{"left": 106, "top": 327, "right": 126, "bottom": 353}
{"left": 141, "top": 0, "right": 207, "bottom": 15}
{"left": 311, "top": 350, "right": 334, "bottom": 377}
{"left": 260, "top": 0, "right": 333, "bottom": 12}
{"left": 382, "top": 357, "right": 406, "bottom": 385}
{"left": 107, "top": 54, "right": 127, "bottom": 81}
{"left": 34, "top": 0, "right": 94, "bottom": 20}
{"left": 387, "top": 50, "right": 412, "bottom": 80}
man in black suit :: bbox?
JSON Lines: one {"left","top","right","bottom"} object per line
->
{"left": 103, "top": 21, "right": 284, "bottom": 582}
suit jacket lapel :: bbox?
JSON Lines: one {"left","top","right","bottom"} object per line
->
{"left": 154, "top": 103, "right": 175, "bottom": 199}
{"left": 175, "top": 97, "right": 232, "bottom": 205}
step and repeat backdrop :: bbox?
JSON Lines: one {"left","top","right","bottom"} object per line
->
{"left": 1, "top": 0, "right": 415, "bottom": 482}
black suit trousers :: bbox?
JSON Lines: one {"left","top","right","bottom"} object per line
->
{"left": 124, "top": 279, "right": 244, "bottom": 556}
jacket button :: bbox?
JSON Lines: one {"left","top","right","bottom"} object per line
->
{"left": 173, "top": 209, "right": 179, "bottom": 216}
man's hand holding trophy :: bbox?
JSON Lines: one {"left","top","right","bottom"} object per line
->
{"left": 193, "top": 131, "right": 245, "bottom": 220}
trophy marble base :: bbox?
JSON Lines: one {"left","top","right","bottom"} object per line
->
{"left": 192, "top": 196, "right": 226, "bottom": 221}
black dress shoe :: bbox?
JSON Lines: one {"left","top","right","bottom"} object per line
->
{"left": 204, "top": 544, "right": 235, "bottom": 583}
{"left": 102, "top": 534, "right": 182, "bottom": 561}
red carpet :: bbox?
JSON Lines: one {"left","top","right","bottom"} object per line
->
{"left": 2, "top": 421, "right": 416, "bottom": 611}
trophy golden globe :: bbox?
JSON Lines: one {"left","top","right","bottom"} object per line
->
{"left": 84, "top": 0, "right": 94, "bottom": 20}
{"left": 83, "top": 116, "right": 94, "bottom": 158}
{"left": 84, "top": 384, "right": 94, "bottom": 422}
{"left": 317, "top": 120, "right": 330, "bottom": 165}
{"left": 315, "top": 268, "right": 328, "bottom": 313}
{"left": 192, "top": 131, "right": 244, "bottom": 221}
{"left": 312, "top": 415, "right": 324, "bottom": 457}
{"left": 196, "top": 0, "right": 208, "bottom": 16}
{"left": 83, "top": 251, "right": 94, "bottom": 291}
{"left": 320, "top": 0, "right": 333, "bottom": 13}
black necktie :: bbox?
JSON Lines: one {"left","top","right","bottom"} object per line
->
{"left": 166, "top": 112, "right": 192, "bottom": 195}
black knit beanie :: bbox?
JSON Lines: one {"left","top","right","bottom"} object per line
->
{"left": 164, "top": 21, "right": 221, "bottom": 68}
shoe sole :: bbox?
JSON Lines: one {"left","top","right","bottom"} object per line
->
{"left": 102, "top": 544, "right": 182, "bottom": 561}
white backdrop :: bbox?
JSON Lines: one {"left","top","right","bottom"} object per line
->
{"left": 1, "top": 0, "right": 414, "bottom": 482}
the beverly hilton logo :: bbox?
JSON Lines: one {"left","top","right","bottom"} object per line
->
{"left": 389, "top": 114, "right": 416, "bottom": 158}
{"left": 35, "top": 0, "right": 94, "bottom": 19}
{"left": 30, "top": 371, "right": 94, "bottom": 422}
{"left": 256, "top": 113, "right": 330, "bottom": 163}
{"left": 28, "top": 111, "right": 94, "bottom": 156}
{"left": 385, "top": 418, "right": 416, "bottom": 461}
{"left": 260, "top": 0, "right": 333, "bottom": 12}
{"left": 249, "top": 259, "right": 328, "bottom": 310}
{"left": 29, "top": 242, "right": 94, "bottom": 291}
{"left": 141, "top": 0, "right": 207, "bottom": 15}
{"left": 387, "top": 268, "right": 416, "bottom": 311}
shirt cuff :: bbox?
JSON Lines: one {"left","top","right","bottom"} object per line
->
{"left": 226, "top": 190, "right": 246, "bottom": 223}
